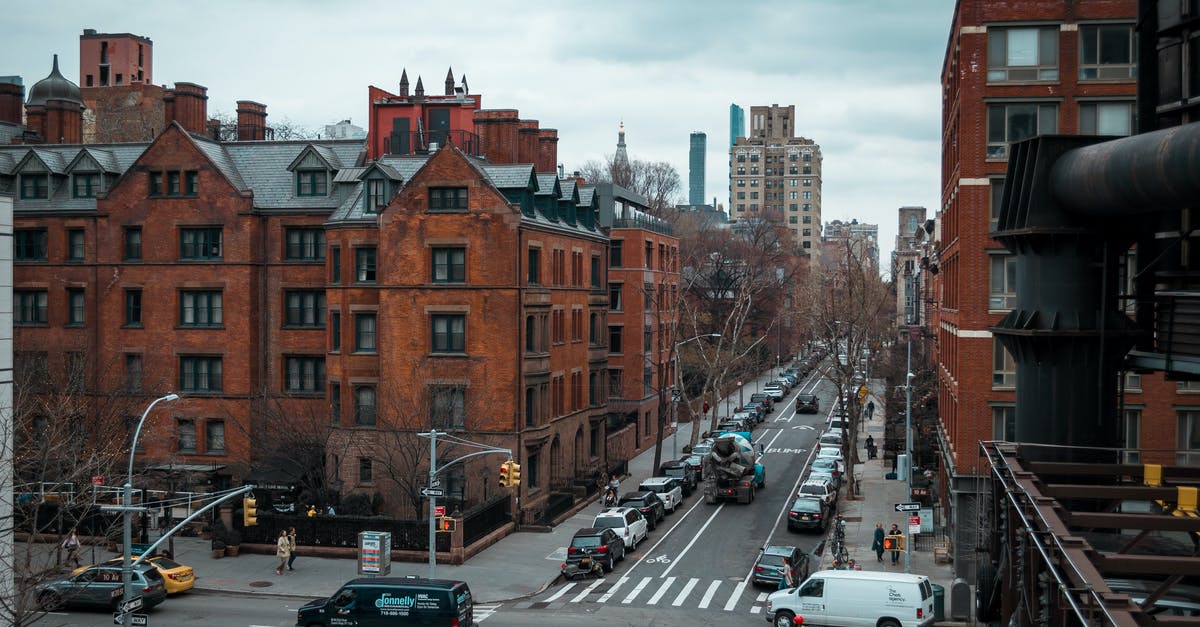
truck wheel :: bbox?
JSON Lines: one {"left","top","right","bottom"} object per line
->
{"left": 773, "top": 610, "right": 795, "bottom": 627}
{"left": 879, "top": 620, "right": 901, "bottom": 627}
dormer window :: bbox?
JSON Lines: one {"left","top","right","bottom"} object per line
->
{"left": 20, "top": 174, "right": 48, "bottom": 199}
{"left": 297, "top": 169, "right": 328, "bottom": 197}
{"left": 73, "top": 172, "right": 101, "bottom": 198}
{"left": 429, "top": 187, "right": 467, "bottom": 212}
{"left": 366, "top": 179, "right": 387, "bottom": 214}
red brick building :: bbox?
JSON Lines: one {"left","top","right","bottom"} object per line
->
{"left": 937, "top": 0, "right": 1143, "bottom": 578}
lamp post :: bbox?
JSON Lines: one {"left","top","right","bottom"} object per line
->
{"left": 123, "top": 393, "right": 179, "bottom": 627}
{"left": 673, "top": 334, "right": 720, "bottom": 457}
{"left": 904, "top": 338, "right": 914, "bottom": 575}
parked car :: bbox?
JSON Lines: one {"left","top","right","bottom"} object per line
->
{"left": 566, "top": 527, "right": 625, "bottom": 572}
{"left": 679, "top": 453, "right": 704, "bottom": 474}
{"left": 762, "top": 385, "right": 786, "bottom": 401}
{"left": 773, "top": 378, "right": 794, "bottom": 392}
{"left": 658, "top": 460, "right": 699, "bottom": 496}
{"left": 76, "top": 554, "right": 194, "bottom": 595}
{"left": 809, "top": 456, "right": 843, "bottom": 488}
{"left": 767, "top": 571, "right": 935, "bottom": 627}
{"left": 37, "top": 563, "right": 167, "bottom": 611}
{"left": 827, "top": 417, "right": 849, "bottom": 434}
{"left": 817, "top": 446, "right": 846, "bottom": 473}
{"left": 818, "top": 432, "right": 843, "bottom": 451}
{"left": 742, "top": 401, "right": 767, "bottom": 422}
{"left": 752, "top": 545, "right": 812, "bottom": 588}
{"left": 638, "top": 477, "right": 684, "bottom": 514}
{"left": 749, "top": 392, "right": 775, "bottom": 413}
{"left": 592, "top": 507, "right": 648, "bottom": 549}
{"left": 719, "top": 416, "right": 752, "bottom": 433}
{"left": 618, "top": 491, "right": 666, "bottom": 530}
{"left": 788, "top": 496, "right": 833, "bottom": 532}
{"left": 798, "top": 478, "right": 837, "bottom": 507}
{"left": 796, "top": 393, "right": 820, "bottom": 414}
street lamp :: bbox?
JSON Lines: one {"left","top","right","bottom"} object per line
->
{"left": 123, "top": 393, "right": 179, "bottom": 626}
{"left": 673, "top": 333, "right": 720, "bottom": 456}
{"left": 904, "top": 340, "right": 914, "bottom": 575}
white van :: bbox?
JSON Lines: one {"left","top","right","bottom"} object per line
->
{"left": 765, "top": 570, "right": 935, "bottom": 627}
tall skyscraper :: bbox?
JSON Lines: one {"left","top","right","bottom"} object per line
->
{"left": 729, "top": 104, "right": 744, "bottom": 146}
{"left": 688, "top": 131, "right": 706, "bottom": 205}
{"left": 728, "top": 104, "right": 822, "bottom": 258}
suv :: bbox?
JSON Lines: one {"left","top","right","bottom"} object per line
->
{"left": 752, "top": 545, "right": 812, "bottom": 588}
{"left": 798, "top": 478, "right": 837, "bottom": 507}
{"left": 749, "top": 393, "right": 775, "bottom": 413}
{"left": 618, "top": 491, "right": 666, "bottom": 530}
{"left": 658, "top": 460, "right": 699, "bottom": 496}
{"left": 37, "top": 563, "right": 167, "bottom": 611}
{"left": 593, "top": 507, "right": 648, "bottom": 548}
{"left": 762, "top": 384, "right": 786, "bottom": 401}
{"left": 638, "top": 477, "right": 684, "bottom": 513}
{"left": 566, "top": 527, "right": 625, "bottom": 572}
{"left": 796, "top": 394, "right": 820, "bottom": 414}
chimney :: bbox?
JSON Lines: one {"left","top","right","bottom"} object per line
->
{"left": 0, "top": 77, "right": 23, "bottom": 126}
{"left": 517, "top": 120, "right": 539, "bottom": 165}
{"left": 473, "top": 109, "right": 520, "bottom": 164}
{"left": 163, "top": 82, "right": 208, "bottom": 135}
{"left": 536, "top": 129, "right": 558, "bottom": 174}
{"left": 236, "top": 100, "right": 267, "bottom": 141}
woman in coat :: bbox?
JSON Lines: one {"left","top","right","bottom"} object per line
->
{"left": 275, "top": 529, "right": 291, "bottom": 575}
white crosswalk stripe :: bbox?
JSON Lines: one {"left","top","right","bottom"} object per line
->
{"left": 646, "top": 576, "right": 675, "bottom": 605}
{"left": 672, "top": 577, "right": 699, "bottom": 606}
{"left": 474, "top": 603, "right": 501, "bottom": 622}
{"left": 571, "top": 578, "right": 607, "bottom": 603}
{"left": 697, "top": 580, "right": 722, "bottom": 609}
{"left": 543, "top": 575, "right": 772, "bottom": 613}
{"left": 621, "top": 576, "right": 652, "bottom": 604}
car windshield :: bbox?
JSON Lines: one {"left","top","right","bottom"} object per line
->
{"left": 642, "top": 485, "right": 667, "bottom": 493}
{"left": 800, "top": 484, "right": 827, "bottom": 496}
{"left": 150, "top": 557, "right": 183, "bottom": 569}
{"left": 758, "top": 553, "right": 787, "bottom": 567}
{"left": 813, "top": 459, "right": 837, "bottom": 470}
{"left": 662, "top": 467, "right": 685, "bottom": 478}
{"left": 593, "top": 516, "right": 623, "bottom": 529}
{"left": 142, "top": 568, "right": 164, "bottom": 582}
{"left": 692, "top": 443, "right": 713, "bottom": 456}
{"left": 792, "top": 499, "right": 822, "bottom": 512}
{"left": 620, "top": 497, "right": 648, "bottom": 507}
{"left": 571, "top": 536, "right": 601, "bottom": 548}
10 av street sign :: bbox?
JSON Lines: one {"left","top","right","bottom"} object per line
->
{"left": 894, "top": 502, "right": 921, "bottom": 512}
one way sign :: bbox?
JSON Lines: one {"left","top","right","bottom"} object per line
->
{"left": 894, "top": 502, "right": 921, "bottom": 512}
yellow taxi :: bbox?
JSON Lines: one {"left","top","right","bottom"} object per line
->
{"left": 73, "top": 554, "right": 195, "bottom": 594}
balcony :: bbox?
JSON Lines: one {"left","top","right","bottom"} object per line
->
{"left": 384, "top": 129, "right": 481, "bottom": 157}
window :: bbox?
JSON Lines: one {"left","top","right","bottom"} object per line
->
{"left": 180, "top": 227, "right": 222, "bottom": 259}
{"left": 331, "top": 247, "right": 341, "bottom": 283}
{"left": 64, "top": 229, "right": 84, "bottom": 262}
{"left": 296, "top": 170, "right": 328, "bottom": 196}
{"left": 987, "top": 103, "right": 1057, "bottom": 159}
{"left": 1123, "top": 371, "right": 1142, "bottom": 392}
{"left": 15, "top": 290, "right": 47, "bottom": 325}
{"left": 185, "top": 171, "right": 198, "bottom": 195}
{"left": 429, "top": 187, "right": 468, "bottom": 211}
{"left": 430, "top": 386, "right": 466, "bottom": 429}
{"left": 992, "top": 405, "right": 1016, "bottom": 440}
{"left": 432, "top": 314, "right": 466, "bottom": 353}
{"left": 609, "top": 283, "right": 622, "bottom": 311}
{"left": 201, "top": 420, "right": 225, "bottom": 453}
{"left": 987, "top": 26, "right": 1059, "bottom": 81}
{"left": 433, "top": 247, "right": 466, "bottom": 283}
{"left": 990, "top": 179, "right": 1006, "bottom": 231}
{"left": 1123, "top": 409, "right": 1141, "bottom": 463}
{"left": 20, "top": 174, "right": 48, "bottom": 199}
{"left": 125, "top": 289, "right": 142, "bottom": 326}
{"left": 527, "top": 247, "right": 540, "bottom": 284}
{"left": 180, "top": 356, "right": 222, "bottom": 393}
{"left": 1178, "top": 410, "right": 1200, "bottom": 465}
{"left": 989, "top": 254, "right": 1017, "bottom": 310}
{"left": 355, "top": 247, "right": 376, "bottom": 283}
{"left": 125, "top": 354, "right": 142, "bottom": 392}
{"left": 366, "top": 179, "right": 387, "bottom": 213}
{"left": 285, "top": 356, "right": 325, "bottom": 393}
{"left": 644, "top": 325, "right": 652, "bottom": 352}
{"left": 355, "top": 313, "right": 377, "bottom": 352}
{"left": 610, "top": 240, "right": 623, "bottom": 267}
{"left": 993, "top": 338, "right": 1016, "bottom": 388}
{"left": 73, "top": 173, "right": 100, "bottom": 198}
{"left": 285, "top": 228, "right": 325, "bottom": 261}
{"left": 354, "top": 387, "right": 376, "bottom": 426}
{"left": 66, "top": 352, "right": 85, "bottom": 394}
{"left": 124, "top": 227, "right": 142, "bottom": 261}
{"left": 149, "top": 171, "right": 161, "bottom": 196}
{"left": 177, "top": 419, "right": 196, "bottom": 453}
{"left": 167, "top": 171, "right": 180, "bottom": 196}
{"left": 330, "top": 382, "right": 341, "bottom": 424}
{"left": 67, "top": 288, "right": 85, "bottom": 326}
{"left": 1079, "top": 24, "right": 1136, "bottom": 80}
{"left": 591, "top": 255, "right": 602, "bottom": 289}
{"left": 15, "top": 229, "right": 48, "bottom": 260}
{"left": 285, "top": 291, "right": 325, "bottom": 327}
{"left": 1080, "top": 102, "right": 1134, "bottom": 136}
{"left": 181, "top": 290, "right": 223, "bottom": 327}
{"left": 358, "top": 457, "right": 373, "bottom": 483}
{"left": 609, "top": 326, "right": 623, "bottom": 353}
{"left": 527, "top": 452, "right": 539, "bottom": 489}
{"left": 331, "top": 311, "right": 341, "bottom": 351}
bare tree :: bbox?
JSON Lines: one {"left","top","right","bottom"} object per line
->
{"left": 575, "top": 156, "right": 682, "bottom": 214}
{"left": 206, "top": 111, "right": 318, "bottom": 142}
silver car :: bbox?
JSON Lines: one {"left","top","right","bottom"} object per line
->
{"left": 37, "top": 562, "right": 166, "bottom": 611}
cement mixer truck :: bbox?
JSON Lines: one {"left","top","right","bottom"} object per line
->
{"left": 702, "top": 432, "right": 765, "bottom": 504}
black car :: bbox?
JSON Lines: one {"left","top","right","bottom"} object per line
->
{"left": 787, "top": 496, "right": 832, "bottom": 532}
{"left": 796, "top": 393, "right": 820, "bottom": 414}
{"left": 618, "top": 491, "right": 666, "bottom": 530}
{"left": 566, "top": 527, "right": 625, "bottom": 572}
{"left": 659, "top": 460, "right": 699, "bottom": 496}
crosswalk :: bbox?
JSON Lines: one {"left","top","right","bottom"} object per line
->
{"left": 474, "top": 603, "right": 501, "bottom": 622}
{"left": 539, "top": 575, "right": 773, "bottom": 613}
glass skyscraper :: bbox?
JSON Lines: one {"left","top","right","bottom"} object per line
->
{"left": 688, "top": 132, "right": 706, "bottom": 205}
{"left": 729, "top": 104, "right": 745, "bottom": 146}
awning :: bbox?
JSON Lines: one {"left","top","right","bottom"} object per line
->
{"left": 146, "top": 463, "right": 227, "bottom": 474}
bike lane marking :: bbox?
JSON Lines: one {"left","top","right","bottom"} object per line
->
{"left": 658, "top": 501, "right": 723, "bottom": 578}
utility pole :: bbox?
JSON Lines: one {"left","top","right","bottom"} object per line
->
{"left": 905, "top": 334, "right": 913, "bottom": 575}
{"left": 427, "top": 429, "right": 439, "bottom": 580}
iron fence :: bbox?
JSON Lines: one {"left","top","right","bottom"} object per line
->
{"left": 241, "top": 513, "right": 448, "bottom": 552}
{"left": 462, "top": 497, "right": 509, "bottom": 546}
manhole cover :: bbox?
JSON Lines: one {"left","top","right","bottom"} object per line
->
{"left": 248, "top": 581, "right": 274, "bottom": 588}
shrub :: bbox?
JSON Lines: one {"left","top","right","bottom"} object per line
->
{"left": 341, "top": 493, "right": 373, "bottom": 516}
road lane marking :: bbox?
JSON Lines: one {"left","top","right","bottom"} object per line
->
{"left": 672, "top": 578, "right": 699, "bottom": 606}
{"left": 545, "top": 582, "right": 576, "bottom": 602}
{"left": 646, "top": 576, "right": 675, "bottom": 604}
{"left": 697, "top": 580, "right": 722, "bottom": 609}
{"left": 621, "top": 576, "right": 651, "bottom": 604}
{"left": 751, "top": 605, "right": 764, "bottom": 614}
{"left": 596, "top": 575, "right": 628, "bottom": 603}
{"left": 724, "top": 580, "right": 748, "bottom": 611}
{"left": 571, "top": 578, "right": 607, "bottom": 603}
{"left": 659, "top": 502, "right": 723, "bottom": 577}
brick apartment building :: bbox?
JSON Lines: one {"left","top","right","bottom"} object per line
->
{"left": 936, "top": 0, "right": 1151, "bottom": 579}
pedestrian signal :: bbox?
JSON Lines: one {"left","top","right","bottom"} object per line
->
{"left": 437, "top": 516, "right": 456, "bottom": 533}
{"left": 883, "top": 534, "right": 906, "bottom": 551}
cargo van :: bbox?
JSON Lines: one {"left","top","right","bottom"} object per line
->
{"left": 764, "top": 570, "right": 934, "bottom": 627}
{"left": 296, "top": 577, "right": 473, "bottom": 626}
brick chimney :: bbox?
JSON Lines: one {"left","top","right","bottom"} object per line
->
{"left": 536, "top": 129, "right": 558, "bottom": 174}
{"left": 517, "top": 120, "right": 539, "bottom": 165}
{"left": 474, "top": 109, "right": 520, "bottom": 164}
{"left": 0, "top": 77, "right": 23, "bottom": 126}
{"left": 236, "top": 100, "right": 267, "bottom": 141}
{"left": 163, "top": 82, "right": 208, "bottom": 135}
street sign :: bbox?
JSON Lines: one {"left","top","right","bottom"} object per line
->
{"left": 420, "top": 488, "right": 445, "bottom": 497}
{"left": 113, "top": 613, "right": 148, "bottom": 626}
{"left": 434, "top": 505, "right": 445, "bottom": 517}
{"left": 894, "top": 502, "right": 921, "bottom": 512}
{"left": 909, "top": 515, "right": 921, "bottom": 536}
{"left": 671, "top": 388, "right": 682, "bottom": 401}
{"left": 427, "top": 478, "right": 442, "bottom": 488}
{"left": 92, "top": 475, "right": 104, "bottom": 486}
{"left": 118, "top": 595, "right": 143, "bottom": 614}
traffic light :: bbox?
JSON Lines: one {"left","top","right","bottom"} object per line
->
{"left": 437, "top": 516, "right": 456, "bottom": 533}
{"left": 883, "top": 534, "right": 906, "bottom": 551}
{"left": 243, "top": 496, "right": 258, "bottom": 527}
{"left": 509, "top": 462, "right": 522, "bottom": 487}
{"left": 498, "top": 461, "right": 511, "bottom": 488}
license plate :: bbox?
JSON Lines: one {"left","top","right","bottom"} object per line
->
{"left": 801, "top": 516, "right": 810, "bottom": 521}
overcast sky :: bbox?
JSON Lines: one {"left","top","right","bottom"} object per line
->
{"left": 7, "top": 0, "right": 956, "bottom": 267}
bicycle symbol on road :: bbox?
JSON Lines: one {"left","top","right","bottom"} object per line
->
{"left": 643, "top": 555, "right": 672, "bottom": 564}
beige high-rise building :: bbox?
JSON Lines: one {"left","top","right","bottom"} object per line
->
{"left": 728, "top": 104, "right": 823, "bottom": 259}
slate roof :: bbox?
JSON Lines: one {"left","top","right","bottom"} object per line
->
{"left": 481, "top": 164, "right": 536, "bottom": 190}
{"left": 0, "top": 151, "right": 14, "bottom": 176}
{"left": 0, "top": 142, "right": 149, "bottom": 212}
{"left": 191, "top": 135, "right": 247, "bottom": 191}
{"left": 333, "top": 167, "right": 367, "bottom": 184}
{"left": 223, "top": 139, "right": 363, "bottom": 210}
{"left": 535, "top": 173, "right": 560, "bottom": 197}
{"left": 68, "top": 147, "right": 121, "bottom": 173}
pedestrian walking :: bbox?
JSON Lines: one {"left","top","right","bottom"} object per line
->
{"left": 888, "top": 523, "right": 903, "bottom": 565}
{"left": 865, "top": 434, "right": 876, "bottom": 460}
{"left": 275, "top": 529, "right": 290, "bottom": 575}
{"left": 61, "top": 527, "right": 81, "bottom": 567}
{"left": 286, "top": 527, "right": 298, "bottom": 571}
{"left": 866, "top": 400, "right": 875, "bottom": 419}
{"left": 306, "top": 504, "right": 318, "bottom": 518}
{"left": 777, "top": 557, "right": 796, "bottom": 590}
{"left": 872, "top": 523, "right": 886, "bottom": 562}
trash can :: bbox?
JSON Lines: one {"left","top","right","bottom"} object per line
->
{"left": 931, "top": 583, "right": 946, "bottom": 622}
